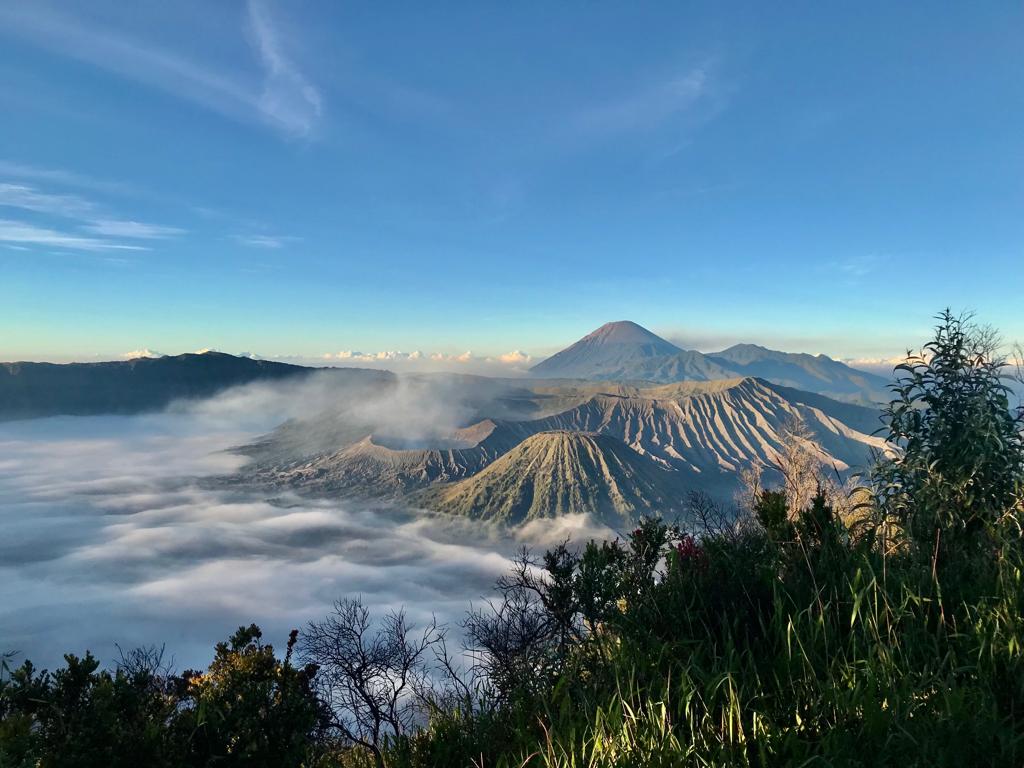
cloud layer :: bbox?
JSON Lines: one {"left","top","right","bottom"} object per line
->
{"left": 319, "top": 349, "right": 535, "bottom": 374}
{"left": 0, "top": 381, "right": 610, "bottom": 669}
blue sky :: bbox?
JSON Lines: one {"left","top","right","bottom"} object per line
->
{"left": 1, "top": 1, "right": 1021, "bottom": 370}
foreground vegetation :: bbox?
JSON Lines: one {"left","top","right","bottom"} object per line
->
{"left": 3, "top": 311, "right": 1023, "bottom": 767}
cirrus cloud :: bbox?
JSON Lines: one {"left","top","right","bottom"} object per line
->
{"left": 0, "top": 219, "right": 148, "bottom": 252}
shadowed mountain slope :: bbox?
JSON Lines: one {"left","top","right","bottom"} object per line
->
{"left": 708, "top": 344, "right": 891, "bottom": 404}
{"left": 0, "top": 352, "right": 359, "bottom": 420}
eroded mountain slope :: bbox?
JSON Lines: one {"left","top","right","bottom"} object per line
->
{"left": 417, "top": 431, "right": 689, "bottom": 524}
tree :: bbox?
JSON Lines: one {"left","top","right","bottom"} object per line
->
{"left": 872, "top": 309, "right": 1024, "bottom": 564}
{"left": 176, "top": 625, "right": 321, "bottom": 768}
{"left": 300, "top": 598, "right": 440, "bottom": 768}
{"left": 0, "top": 651, "right": 180, "bottom": 768}
{"left": 464, "top": 520, "right": 679, "bottom": 704}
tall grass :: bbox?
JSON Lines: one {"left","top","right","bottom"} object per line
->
{"left": 383, "top": 501, "right": 1024, "bottom": 768}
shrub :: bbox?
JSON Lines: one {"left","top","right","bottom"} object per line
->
{"left": 873, "top": 309, "right": 1024, "bottom": 567}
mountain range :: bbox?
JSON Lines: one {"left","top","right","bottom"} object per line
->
{"left": 3, "top": 321, "right": 895, "bottom": 525}
{"left": 238, "top": 375, "right": 888, "bottom": 524}
{"left": 1, "top": 321, "right": 892, "bottom": 421}
{"left": 530, "top": 321, "right": 891, "bottom": 405}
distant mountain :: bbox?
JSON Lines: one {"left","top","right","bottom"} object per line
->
{"left": 707, "top": 344, "right": 891, "bottom": 405}
{"left": 417, "top": 431, "right": 687, "bottom": 525}
{"left": 531, "top": 321, "right": 890, "bottom": 404}
{"left": 0, "top": 352, "right": 349, "bottom": 420}
{"left": 529, "top": 321, "right": 733, "bottom": 382}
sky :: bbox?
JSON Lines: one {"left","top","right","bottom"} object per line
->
{"left": 1, "top": 1, "right": 1021, "bottom": 369}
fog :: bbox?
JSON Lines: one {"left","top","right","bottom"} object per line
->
{"left": 0, "top": 378, "right": 614, "bottom": 670}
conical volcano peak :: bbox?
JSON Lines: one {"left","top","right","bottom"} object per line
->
{"left": 582, "top": 321, "right": 677, "bottom": 348}
{"left": 530, "top": 320, "right": 719, "bottom": 381}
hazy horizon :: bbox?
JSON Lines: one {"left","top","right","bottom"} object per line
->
{"left": 0, "top": 317, "right": 981, "bottom": 379}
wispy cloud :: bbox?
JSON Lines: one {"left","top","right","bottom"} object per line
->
{"left": 245, "top": 0, "right": 323, "bottom": 137}
{"left": 571, "top": 63, "right": 716, "bottom": 139}
{"left": 826, "top": 255, "right": 879, "bottom": 285}
{"left": 0, "top": 183, "right": 97, "bottom": 219}
{"left": 84, "top": 219, "right": 186, "bottom": 239}
{"left": 0, "top": 219, "right": 147, "bottom": 252}
{"left": 0, "top": 160, "right": 135, "bottom": 196}
{"left": 0, "top": 181, "right": 185, "bottom": 249}
{"left": 231, "top": 233, "right": 298, "bottom": 249}
{"left": 0, "top": 1, "right": 323, "bottom": 139}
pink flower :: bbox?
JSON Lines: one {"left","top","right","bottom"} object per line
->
{"left": 675, "top": 535, "right": 707, "bottom": 571}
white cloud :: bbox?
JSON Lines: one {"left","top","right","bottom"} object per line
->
{"left": 323, "top": 350, "right": 425, "bottom": 363}
{"left": 0, "top": 1, "right": 323, "bottom": 140}
{"left": 313, "top": 348, "right": 534, "bottom": 375}
{"left": 245, "top": 0, "right": 323, "bottom": 137}
{"left": 496, "top": 350, "right": 532, "bottom": 365}
{"left": 231, "top": 233, "right": 297, "bottom": 249}
{"left": 0, "top": 181, "right": 185, "bottom": 246}
{"left": 842, "top": 356, "right": 908, "bottom": 376}
{"left": 120, "top": 349, "right": 165, "bottom": 359}
{"left": 0, "top": 182, "right": 97, "bottom": 219}
{"left": 84, "top": 219, "right": 186, "bottom": 239}
{"left": 0, "top": 219, "right": 147, "bottom": 252}
{"left": 430, "top": 351, "right": 475, "bottom": 363}
{"left": 0, "top": 160, "right": 134, "bottom": 196}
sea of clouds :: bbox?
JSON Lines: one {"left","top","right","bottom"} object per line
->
{"left": 0, "top": 379, "right": 614, "bottom": 670}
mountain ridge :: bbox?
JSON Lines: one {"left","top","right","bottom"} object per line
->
{"left": 0, "top": 352, "right": 391, "bottom": 420}
{"left": 531, "top": 321, "right": 891, "bottom": 404}
{"left": 416, "top": 431, "right": 688, "bottom": 524}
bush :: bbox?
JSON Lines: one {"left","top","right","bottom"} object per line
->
{"left": 873, "top": 309, "right": 1024, "bottom": 567}
{"left": 0, "top": 629, "right": 321, "bottom": 768}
